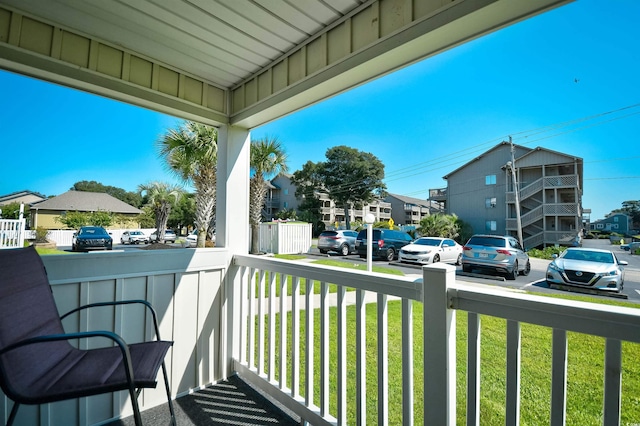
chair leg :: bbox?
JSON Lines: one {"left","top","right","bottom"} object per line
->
{"left": 6, "top": 402, "right": 19, "bottom": 426}
{"left": 161, "top": 361, "right": 176, "bottom": 426}
{"left": 128, "top": 383, "right": 143, "bottom": 426}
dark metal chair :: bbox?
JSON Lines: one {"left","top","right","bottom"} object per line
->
{"left": 0, "top": 246, "right": 176, "bottom": 426}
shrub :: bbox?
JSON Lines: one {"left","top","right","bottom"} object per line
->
{"left": 34, "top": 227, "right": 50, "bottom": 243}
{"left": 527, "top": 246, "right": 565, "bottom": 260}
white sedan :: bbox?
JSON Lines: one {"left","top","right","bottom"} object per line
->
{"left": 398, "top": 237, "right": 463, "bottom": 265}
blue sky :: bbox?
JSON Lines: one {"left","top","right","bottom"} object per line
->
{"left": 1, "top": 0, "right": 638, "bottom": 221}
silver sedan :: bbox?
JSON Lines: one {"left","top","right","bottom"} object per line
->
{"left": 546, "top": 247, "right": 627, "bottom": 293}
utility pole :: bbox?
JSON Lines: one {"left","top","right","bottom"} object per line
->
{"left": 509, "top": 136, "right": 524, "bottom": 248}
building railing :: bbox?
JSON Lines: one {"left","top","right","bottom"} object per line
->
{"left": 5, "top": 251, "right": 638, "bottom": 425}
{"left": 230, "top": 255, "right": 640, "bottom": 426}
{"left": 429, "top": 188, "right": 447, "bottom": 200}
{"left": 507, "top": 174, "right": 579, "bottom": 203}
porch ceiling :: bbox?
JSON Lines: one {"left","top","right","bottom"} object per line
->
{"left": 0, "top": 0, "right": 570, "bottom": 128}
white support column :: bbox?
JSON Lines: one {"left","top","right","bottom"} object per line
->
{"left": 219, "top": 125, "right": 251, "bottom": 378}
{"left": 423, "top": 263, "right": 456, "bottom": 426}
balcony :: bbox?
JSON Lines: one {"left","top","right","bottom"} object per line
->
{"left": 429, "top": 188, "right": 447, "bottom": 201}
{"left": 3, "top": 249, "right": 639, "bottom": 425}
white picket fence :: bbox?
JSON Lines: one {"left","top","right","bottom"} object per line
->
{"left": 0, "top": 219, "right": 25, "bottom": 249}
{"left": 259, "top": 221, "right": 312, "bottom": 254}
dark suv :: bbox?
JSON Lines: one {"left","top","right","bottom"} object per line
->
{"left": 355, "top": 228, "right": 413, "bottom": 261}
{"left": 318, "top": 230, "right": 358, "bottom": 256}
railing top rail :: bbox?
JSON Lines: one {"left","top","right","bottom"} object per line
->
{"left": 451, "top": 283, "right": 640, "bottom": 343}
{"left": 234, "top": 254, "right": 422, "bottom": 300}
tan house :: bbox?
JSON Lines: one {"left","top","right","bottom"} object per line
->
{"left": 30, "top": 191, "right": 143, "bottom": 230}
{"left": 0, "top": 190, "right": 46, "bottom": 207}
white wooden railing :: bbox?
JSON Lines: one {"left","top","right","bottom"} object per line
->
{"left": 230, "top": 256, "right": 640, "bottom": 426}
{"left": 3, "top": 250, "right": 639, "bottom": 425}
{"left": 0, "top": 218, "right": 25, "bottom": 249}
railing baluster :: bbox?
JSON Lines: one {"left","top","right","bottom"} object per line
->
{"left": 603, "top": 338, "right": 622, "bottom": 425}
{"left": 305, "top": 277, "right": 315, "bottom": 408}
{"left": 378, "top": 293, "right": 389, "bottom": 426}
{"left": 239, "top": 266, "right": 248, "bottom": 364}
{"left": 337, "top": 285, "right": 347, "bottom": 425}
{"left": 467, "top": 312, "right": 480, "bottom": 426}
{"left": 402, "top": 298, "right": 413, "bottom": 426}
{"left": 506, "top": 320, "right": 521, "bottom": 426}
{"left": 279, "top": 273, "right": 287, "bottom": 391}
{"left": 268, "top": 270, "right": 276, "bottom": 382}
{"left": 258, "top": 270, "right": 266, "bottom": 376}
{"left": 550, "top": 328, "right": 567, "bottom": 426}
{"left": 291, "top": 276, "right": 301, "bottom": 399}
{"left": 356, "top": 289, "right": 367, "bottom": 425}
{"left": 248, "top": 268, "right": 257, "bottom": 369}
{"left": 320, "top": 281, "right": 330, "bottom": 417}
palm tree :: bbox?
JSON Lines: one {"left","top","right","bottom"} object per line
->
{"left": 138, "top": 182, "right": 182, "bottom": 243}
{"left": 418, "top": 213, "right": 460, "bottom": 239}
{"left": 157, "top": 121, "right": 217, "bottom": 247}
{"left": 249, "top": 137, "right": 288, "bottom": 253}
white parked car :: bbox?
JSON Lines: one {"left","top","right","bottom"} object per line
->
{"left": 120, "top": 230, "right": 148, "bottom": 244}
{"left": 546, "top": 247, "right": 627, "bottom": 293}
{"left": 398, "top": 237, "right": 463, "bottom": 265}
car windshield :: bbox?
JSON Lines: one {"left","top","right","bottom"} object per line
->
{"left": 562, "top": 250, "right": 614, "bottom": 264}
{"left": 79, "top": 227, "right": 106, "bottom": 236}
{"left": 467, "top": 236, "right": 507, "bottom": 247}
{"left": 414, "top": 238, "right": 441, "bottom": 246}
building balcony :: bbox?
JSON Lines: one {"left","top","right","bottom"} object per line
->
{"left": 428, "top": 188, "right": 447, "bottom": 201}
{"left": 3, "top": 249, "right": 638, "bottom": 425}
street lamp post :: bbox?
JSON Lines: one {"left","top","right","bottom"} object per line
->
{"left": 364, "top": 213, "right": 375, "bottom": 272}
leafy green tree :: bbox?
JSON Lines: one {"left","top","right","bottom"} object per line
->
{"left": 321, "top": 146, "right": 386, "bottom": 230}
{"left": 0, "top": 202, "right": 28, "bottom": 219}
{"left": 56, "top": 211, "right": 90, "bottom": 228}
{"left": 55, "top": 210, "right": 115, "bottom": 228}
{"left": 249, "top": 137, "right": 288, "bottom": 253}
{"left": 138, "top": 206, "right": 156, "bottom": 228}
{"left": 71, "top": 180, "right": 142, "bottom": 207}
{"left": 291, "top": 161, "right": 325, "bottom": 235}
{"left": 167, "top": 193, "right": 196, "bottom": 233}
{"left": 158, "top": 121, "right": 217, "bottom": 247}
{"left": 418, "top": 213, "right": 460, "bottom": 239}
{"left": 138, "top": 182, "right": 182, "bottom": 243}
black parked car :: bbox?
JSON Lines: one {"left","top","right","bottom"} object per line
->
{"left": 72, "top": 226, "right": 113, "bottom": 252}
{"left": 355, "top": 228, "right": 413, "bottom": 261}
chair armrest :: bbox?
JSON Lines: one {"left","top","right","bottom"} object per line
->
{"left": 60, "top": 300, "right": 164, "bottom": 340}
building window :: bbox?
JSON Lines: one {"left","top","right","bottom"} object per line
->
{"left": 283, "top": 189, "right": 289, "bottom": 195}
{"left": 283, "top": 202, "right": 288, "bottom": 208}
{"left": 614, "top": 216, "right": 619, "bottom": 222}
{"left": 485, "top": 175, "right": 496, "bottom": 185}
{"left": 486, "top": 197, "right": 497, "bottom": 208}
{"left": 613, "top": 223, "right": 619, "bottom": 229}
{"left": 597, "top": 223, "right": 604, "bottom": 229}
{"left": 485, "top": 220, "right": 497, "bottom": 232}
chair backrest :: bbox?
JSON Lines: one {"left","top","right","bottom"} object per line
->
{"left": 0, "top": 246, "right": 73, "bottom": 400}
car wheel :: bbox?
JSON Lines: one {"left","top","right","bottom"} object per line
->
{"left": 385, "top": 248, "right": 395, "bottom": 262}
{"left": 432, "top": 254, "right": 440, "bottom": 263}
{"left": 456, "top": 253, "right": 462, "bottom": 266}
{"left": 507, "top": 261, "right": 518, "bottom": 280}
{"left": 359, "top": 254, "right": 366, "bottom": 259}
{"left": 462, "top": 263, "right": 471, "bottom": 273}
{"left": 319, "top": 249, "right": 328, "bottom": 254}
{"left": 340, "top": 244, "right": 350, "bottom": 256}
{"left": 521, "top": 260, "right": 531, "bottom": 276}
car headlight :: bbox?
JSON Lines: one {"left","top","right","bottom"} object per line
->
{"left": 600, "top": 269, "right": 620, "bottom": 277}
{"left": 547, "top": 262, "right": 562, "bottom": 272}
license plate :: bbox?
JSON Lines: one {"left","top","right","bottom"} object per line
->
{"left": 479, "top": 253, "right": 488, "bottom": 258}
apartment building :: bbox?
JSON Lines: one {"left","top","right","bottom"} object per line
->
{"left": 429, "top": 142, "right": 583, "bottom": 249}
{"left": 264, "top": 174, "right": 391, "bottom": 228}
{"left": 384, "top": 193, "right": 443, "bottom": 226}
